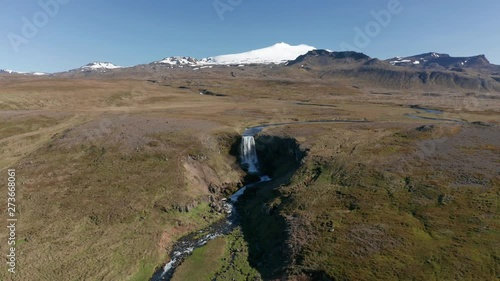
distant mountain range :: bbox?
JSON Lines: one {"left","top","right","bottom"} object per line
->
{"left": 2, "top": 43, "right": 500, "bottom": 92}
{"left": 387, "top": 52, "right": 495, "bottom": 70}
{"left": 62, "top": 43, "right": 316, "bottom": 72}
{"left": 0, "top": 69, "right": 47, "bottom": 76}
{"left": 147, "top": 43, "right": 316, "bottom": 68}
{"left": 287, "top": 49, "right": 500, "bottom": 92}
{"left": 286, "top": 49, "right": 499, "bottom": 72}
{"left": 3, "top": 43, "right": 499, "bottom": 75}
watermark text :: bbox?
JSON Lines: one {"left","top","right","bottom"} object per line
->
{"left": 6, "top": 169, "right": 17, "bottom": 274}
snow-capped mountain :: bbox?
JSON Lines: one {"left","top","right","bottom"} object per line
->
{"left": 152, "top": 43, "right": 316, "bottom": 67}
{"left": 79, "top": 62, "right": 123, "bottom": 71}
{"left": 154, "top": 56, "right": 203, "bottom": 66}
{"left": 0, "top": 69, "right": 16, "bottom": 74}
{"left": 205, "top": 42, "right": 316, "bottom": 65}
{"left": 0, "top": 69, "right": 47, "bottom": 76}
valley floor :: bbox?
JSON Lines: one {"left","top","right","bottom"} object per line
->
{"left": 0, "top": 74, "right": 498, "bottom": 280}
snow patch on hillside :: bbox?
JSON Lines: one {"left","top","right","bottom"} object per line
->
{"left": 0, "top": 69, "right": 48, "bottom": 75}
{"left": 80, "top": 62, "right": 122, "bottom": 71}
{"left": 155, "top": 57, "right": 200, "bottom": 66}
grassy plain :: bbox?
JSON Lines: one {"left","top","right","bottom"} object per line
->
{"left": 0, "top": 71, "right": 498, "bottom": 280}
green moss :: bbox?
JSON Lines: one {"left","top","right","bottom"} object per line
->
{"left": 211, "top": 229, "right": 262, "bottom": 281}
{"left": 172, "top": 237, "right": 227, "bottom": 281}
{"left": 128, "top": 261, "right": 157, "bottom": 281}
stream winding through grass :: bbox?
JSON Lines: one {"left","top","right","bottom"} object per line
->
{"left": 150, "top": 120, "right": 368, "bottom": 281}
{"left": 149, "top": 107, "right": 477, "bottom": 280}
{"left": 150, "top": 126, "right": 271, "bottom": 281}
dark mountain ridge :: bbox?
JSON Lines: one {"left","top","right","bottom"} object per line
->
{"left": 387, "top": 52, "right": 497, "bottom": 71}
{"left": 286, "top": 50, "right": 500, "bottom": 92}
{"left": 287, "top": 49, "right": 371, "bottom": 67}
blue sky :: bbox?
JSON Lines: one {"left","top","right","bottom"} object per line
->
{"left": 1, "top": 0, "right": 499, "bottom": 73}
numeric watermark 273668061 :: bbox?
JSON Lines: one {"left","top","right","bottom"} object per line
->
{"left": 6, "top": 169, "right": 17, "bottom": 274}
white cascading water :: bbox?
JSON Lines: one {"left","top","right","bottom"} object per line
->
{"left": 153, "top": 131, "right": 271, "bottom": 281}
{"left": 240, "top": 136, "right": 259, "bottom": 174}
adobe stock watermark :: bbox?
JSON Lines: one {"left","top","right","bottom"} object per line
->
{"left": 6, "top": 169, "right": 17, "bottom": 274}
{"left": 213, "top": 0, "right": 243, "bottom": 21}
{"left": 7, "top": 0, "right": 71, "bottom": 53}
{"left": 340, "top": 0, "right": 410, "bottom": 52}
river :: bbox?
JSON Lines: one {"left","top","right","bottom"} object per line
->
{"left": 150, "top": 120, "right": 369, "bottom": 280}
{"left": 150, "top": 127, "right": 270, "bottom": 281}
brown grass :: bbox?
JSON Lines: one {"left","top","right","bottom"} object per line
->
{"left": 0, "top": 73, "right": 498, "bottom": 280}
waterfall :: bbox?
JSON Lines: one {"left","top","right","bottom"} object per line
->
{"left": 240, "top": 136, "right": 259, "bottom": 174}
{"left": 151, "top": 129, "right": 272, "bottom": 281}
